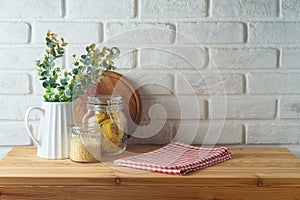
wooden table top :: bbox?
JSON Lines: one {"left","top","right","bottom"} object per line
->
{"left": 0, "top": 146, "right": 300, "bottom": 186}
{"left": 1, "top": 146, "right": 300, "bottom": 200}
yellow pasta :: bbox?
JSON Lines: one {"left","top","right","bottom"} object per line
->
{"left": 96, "top": 110, "right": 126, "bottom": 153}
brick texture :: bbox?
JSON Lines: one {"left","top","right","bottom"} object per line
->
{"left": 67, "top": 0, "right": 135, "bottom": 18}
{"left": 0, "top": 0, "right": 299, "bottom": 147}
{"left": 0, "top": 74, "right": 30, "bottom": 94}
{"left": 282, "top": 0, "right": 300, "bottom": 18}
{"left": 211, "top": 0, "right": 277, "bottom": 17}
{"left": 127, "top": 121, "right": 173, "bottom": 145}
{"left": 209, "top": 97, "right": 276, "bottom": 119}
{"left": 247, "top": 123, "right": 300, "bottom": 144}
{"left": 249, "top": 22, "right": 300, "bottom": 43}
{"left": 140, "top": 0, "right": 207, "bottom": 18}
{"left": 0, "top": 96, "right": 42, "bottom": 120}
{"left": 178, "top": 22, "right": 245, "bottom": 43}
{"left": 174, "top": 121, "right": 243, "bottom": 144}
{"left": 0, "top": 122, "right": 32, "bottom": 145}
{"left": 210, "top": 48, "right": 277, "bottom": 69}
{"left": 34, "top": 22, "right": 101, "bottom": 43}
{"left": 124, "top": 70, "right": 174, "bottom": 95}
{"left": 105, "top": 22, "right": 176, "bottom": 44}
{"left": 0, "top": 47, "right": 62, "bottom": 70}
{"left": 140, "top": 47, "right": 207, "bottom": 69}
{"left": 248, "top": 72, "right": 300, "bottom": 94}
{"left": 280, "top": 98, "right": 300, "bottom": 119}
{"left": 175, "top": 72, "right": 244, "bottom": 95}
{"left": 0, "top": 23, "right": 29, "bottom": 43}
{"left": 0, "top": 0, "right": 61, "bottom": 18}
{"left": 281, "top": 48, "right": 300, "bottom": 68}
{"left": 141, "top": 96, "right": 206, "bottom": 120}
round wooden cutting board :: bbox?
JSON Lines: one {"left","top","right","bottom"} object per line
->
{"left": 74, "top": 71, "right": 142, "bottom": 135}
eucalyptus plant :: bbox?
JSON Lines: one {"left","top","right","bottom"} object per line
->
{"left": 36, "top": 30, "right": 120, "bottom": 102}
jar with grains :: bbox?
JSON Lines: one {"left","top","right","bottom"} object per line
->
{"left": 82, "top": 95, "right": 127, "bottom": 155}
{"left": 70, "top": 126, "right": 101, "bottom": 163}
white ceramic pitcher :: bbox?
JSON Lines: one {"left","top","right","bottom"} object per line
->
{"left": 25, "top": 102, "right": 74, "bottom": 159}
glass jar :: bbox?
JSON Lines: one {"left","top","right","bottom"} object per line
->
{"left": 70, "top": 126, "right": 101, "bottom": 163}
{"left": 82, "top": 95, "right": 127, "bottom": 155}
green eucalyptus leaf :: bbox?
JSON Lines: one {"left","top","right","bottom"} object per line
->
{"left": 102, "top": 61, "right": 108, "bottom": 68}
{"left": 46, "top": 42, "right": 55, "bottom": 48}
{"left": 61, "top": 78, "right": 68, "bottom": 85}
{"left": 36, "top": 61, "right": 41, "bottom": 67}
{"left": 68, "top": 83, "right": 74, "bottom": 90}
{"left": 39, "top": 64, "right": 45, "bottom": 69}
{"left": 55, "top": 55, "right": 63, "bottom": 58}
{"left": 58, "top": 48, "right": 64, "bottom": 54}
{"left": 58, "top": 86, "right": 65, "bottom": 90}
{"left": 50, "top": 83, "right": 58, "bottom": 88}
{"left": 72, "top": 68, "right": 78, "bottom": 75}
{"left": 110, "top": 47, "right": 120, "bottom": 58}
{"left": 41, "top": 70, "right": 51, "bottom": 78}
{"left": 39, "top": 31, "right": 119, "bottom": 102}
{"left": 49, "top": 78, "right": 56, "bottom": 84}
{"left": 66, "top": 90, "right": 72, "bottom": 95}
{"left": 42, "top": 80, "right": 50, "bottom": 88}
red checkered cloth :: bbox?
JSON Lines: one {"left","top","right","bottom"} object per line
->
{"left": 114, "top": 142, "right": 232, "bottom": 175}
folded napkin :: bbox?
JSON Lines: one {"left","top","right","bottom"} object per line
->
{"left": 114, "top": 142, "right": 232, "bottom": 175}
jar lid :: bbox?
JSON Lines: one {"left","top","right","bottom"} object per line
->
{"left": 88, "top": 95, "right": 122, "bottom": 105}
{"left": 72, "top": 126, "right": 101, "bottom": 136}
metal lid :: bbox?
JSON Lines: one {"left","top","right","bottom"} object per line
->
{"left": 87, "top": 95, "right": 122, "bottom": 110}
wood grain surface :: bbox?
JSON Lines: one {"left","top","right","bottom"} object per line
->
{"left": 0, "top": 146, "right": 300, "bottom": 200}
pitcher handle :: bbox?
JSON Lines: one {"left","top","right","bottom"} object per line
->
{"left": 25, "top": 107, "right": 44, "bottom": 147}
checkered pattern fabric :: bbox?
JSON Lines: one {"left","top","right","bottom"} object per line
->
{"left": 114, "top": 142, "right": 232, "bottom": 175}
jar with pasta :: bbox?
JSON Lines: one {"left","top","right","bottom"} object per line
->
{"left": 82, "top": 95, "right": 127, "bottom": 155}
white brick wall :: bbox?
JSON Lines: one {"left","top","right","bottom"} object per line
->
{"left": 211, "top": 0, "right": 278, "bottom": 17}
{"left": 174, "top": 121, "right": 243, "bottom": 144}
{"left": 0, "top": 74, "right": 30, "bottom": 94}
{"left": 177, "top": 22, "right": 245, "bottom": 43}
{"left": 280, "top": 98, "right": 300, "bottom": 119}
{"left": 67, "top": 0, "right": 135, "bottom": 18}
{"left": 210, "top": 48, "right": 277, "bottom": 69}
{"left": 282, "top": 0, "right": 300, "bottom": 18}
{"left": 34, "top": 22, "right": 101, "bottom": 43}
{"left": 248, "top": 72, "right": 300, "bottom": 94}
{"left": 105, "top": 22, "right": 176, "bottom": 44}
{"left": 249, "top": 22, "right": 300, "bottom": 43}
{"left": 282, "top": 48, "right": 300, "bottom": 68}
{"left": 247, "top": 122, "right": 300, "bottom": 144}
{"left": 0, "top": 47, "right": 52, "bottom": 69}
{"left": 140, "top": 47, "right": 207, "bottom": 69}
{"left": 209, "top": 97, "right": 276, "bottom": 119}
{"left": 140, "top": 0, "right": 207, "bottom": 18}
{"left": 0, "top": 0, "right": 299, "bottom": 152}
{"left": 0, "top": 22, "right": 29, "bottom": 43}
{"left": 175, "top": 72, "right": 244, "bottom": 94}
{"left": 125, "top": 70, "right": 174, "bottom": 95}
{"left": 0, "top": 0, "right": 62, "bottom": 18}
